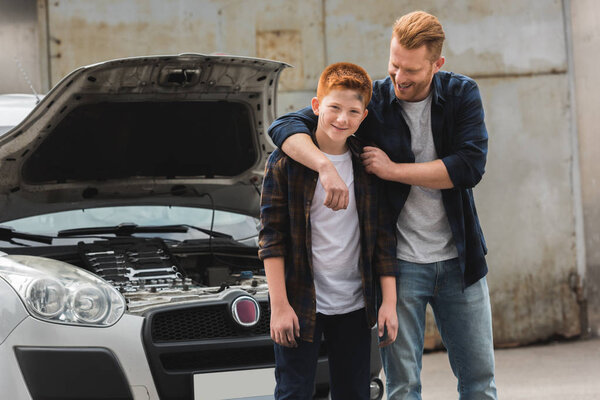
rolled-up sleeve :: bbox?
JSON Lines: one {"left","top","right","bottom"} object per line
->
{"left": 441, "top": 81, "right": 488, "bottom": 189}
{"left": 267, "top": 107, "right": 318, "bottom": 149}
{"left": 258, "top": 152, "right": 289, "bottom": 260}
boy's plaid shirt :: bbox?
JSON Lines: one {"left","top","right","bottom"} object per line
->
{"left": 258, "top": 136, "right": 397, "bottom": 342}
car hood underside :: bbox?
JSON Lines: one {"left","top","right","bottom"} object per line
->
{"left": 0, "top": 54, "right": 289, "bottom": 222}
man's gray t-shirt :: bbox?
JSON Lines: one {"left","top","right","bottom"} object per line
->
{"left": 396, "top": 93, "right": 458, "bottom": 263}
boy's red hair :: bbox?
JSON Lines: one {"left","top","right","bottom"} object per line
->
{"left": 316, "top": 62, "right": 372, "bottom": 108}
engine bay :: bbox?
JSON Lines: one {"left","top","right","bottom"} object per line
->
{"left": 2, "top": 237, "right": 268, "bottom": 315}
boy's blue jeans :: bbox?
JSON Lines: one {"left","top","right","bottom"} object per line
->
{"left": 273, "top": 308, "right": 371, "bottom": 400}
{"left": 381, "top": 258, "right": 498, "bottom": 400}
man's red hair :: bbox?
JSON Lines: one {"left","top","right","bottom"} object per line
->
{"left": 393, "top": 11, "right": 445, "bottom": 61}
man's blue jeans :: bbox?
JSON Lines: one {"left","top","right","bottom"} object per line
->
{"left": 381, "top": 258, "right": 498, "bottom": 399}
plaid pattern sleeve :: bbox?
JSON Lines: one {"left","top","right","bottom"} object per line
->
{"left": 258, "top": 150, "right": 289, "bottom": 260}
{"left": 258, "top": 150, "right": 320, "bottom": 342}
{"left": 374, "top": 177, "right": 398, "bottom": 277}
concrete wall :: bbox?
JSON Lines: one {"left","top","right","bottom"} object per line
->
{"left": 570, "top": 0, "right": 600, "bottom": 337}
{"left": 2, "top": 0, "right": 596, "bottom": 345}
{"left": 0, "top": 0, "right": 47, "bottom": 94}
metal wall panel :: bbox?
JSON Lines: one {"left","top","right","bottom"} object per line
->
{"left": 477, "top": 74, "right": 580, "bottom": 343}
{"left": 0, "top": 0, "right": 45, "bottom": 94}
{"left": 323, "top": 0, "right": 567, "bottom": 80}
{"left": 48, "top": 0, "right": 220, "bottom": 84}
{"left": 47, "top": 0, "right": 325, "bottom": 93}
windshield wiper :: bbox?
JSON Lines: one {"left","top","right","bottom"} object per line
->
{"left": 57, "top": 222, "right": 232, "bottom": 239}
{"left": 182, "top": 224, "right": 233, "bottom": 239}
{"left": 0, "top": 226, "right": 54, "bottom": 245}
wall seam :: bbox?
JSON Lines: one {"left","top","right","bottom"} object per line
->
{"left": 38, "top": 0, "right": 51, "bottom": 92}
{"left": 468, "top": 69, "right": 567, "bottom": 80}
{"left": 561, "top": 0, "right": 588, "bottom": 315}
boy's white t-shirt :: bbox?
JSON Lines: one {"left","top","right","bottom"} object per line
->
{"left": 310, "top": 150, "right": 364, "bottom": 315}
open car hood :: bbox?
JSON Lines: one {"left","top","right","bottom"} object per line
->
{"left": 0, "top": 54, "right": 289, "bottom": 222}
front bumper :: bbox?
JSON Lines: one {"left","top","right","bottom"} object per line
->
{"left": 0, "top": 310, "right": 158, "bottom": 400}
{"left": 1, "top": 284, "right": 311, "bottom": 400}
{"left": 1, "top": 279, "right": 379, "bottom": 400}
{"left": 0, "top": 279, "right": 283, "bottom": 400}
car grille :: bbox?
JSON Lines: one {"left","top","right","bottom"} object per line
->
{"left": 151, "top": 302, "right": 270, "bottom": 342}
{"left": 142, "top": 298, "right": 328, "bottom": 400}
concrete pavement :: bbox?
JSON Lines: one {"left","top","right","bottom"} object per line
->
{"left": 315, "top": 337, "right": 600, "bottom": 399}
{"left": 417, "top": 338, "right": 600, "bottom": 399}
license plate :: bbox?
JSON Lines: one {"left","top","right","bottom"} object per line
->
{"left": 194, "top": 368, "right": 275, "bottom": 400}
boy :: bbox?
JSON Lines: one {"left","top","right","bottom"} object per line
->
{"left": 258, "top": 62, "right": 398, "bottom": 400}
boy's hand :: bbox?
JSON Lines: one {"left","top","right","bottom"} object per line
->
{"left": 318, "top": 163, "right": 349, "bottom": 211}
{"left": 377, "top": 301, "right": 398, "bottom": 347}
{"left": 361, "top": 146, "right": 395, "bottom": 181}
{"left": 270, "top": 303, "right": 301, "bottom": 347}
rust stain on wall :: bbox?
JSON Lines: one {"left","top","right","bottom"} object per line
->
{"left": 256, "top": 30, "right": 303, "bottom": 91}
{"left": 422, "top": 271, "right": 581, "bottom": 350}
{"left": 489, "top": 272, "right": 580, "bottom": 347}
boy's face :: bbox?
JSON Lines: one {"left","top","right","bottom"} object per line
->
{"left": 388, "top": 37, "right": 445, "bottom": 102}
{"left": 311, "top": 89, "right": 368, "bottom": 146}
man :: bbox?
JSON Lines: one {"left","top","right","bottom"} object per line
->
{"left": 268, "top": 10, "right": 497, "bottom": 400}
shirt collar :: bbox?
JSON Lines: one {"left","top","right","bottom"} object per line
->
{"left": 387, "top": 78, "right": 397, "bottom": 105}
{"left": 431, "top": 72, "right": 445, "bottom": 105}
{"left": 309, "top": 129, "right": 362, "bottom": 161}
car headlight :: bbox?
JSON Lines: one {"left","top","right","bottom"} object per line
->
{"left": 0, "top": 255, "right": 125, "bottom": 327}
{"left": 26, "top": 277, "right": 67, "bottom": 318}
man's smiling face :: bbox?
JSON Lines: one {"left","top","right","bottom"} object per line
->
{"left": 388, "top": 37, "right": 444, "bottom": 102}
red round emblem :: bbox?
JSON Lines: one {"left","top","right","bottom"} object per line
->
{"left": 231, "top": 296, "right": 260, "bottom": 327}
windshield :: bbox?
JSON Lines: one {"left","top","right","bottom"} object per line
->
{"left": 1, "top": 206, "right": 259, "bottom": 244}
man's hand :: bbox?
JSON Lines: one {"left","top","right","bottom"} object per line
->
{"left": 361, "top": 146, "right": 396, "bottom": 181}
{"left": 270, "top": 302, "right": 301, "bottom": 348}
{"left": 318, "top": 162, "right": 349, "bottom": 211}
{"left": 377, "top": 301, "right": 398, "bottom": 347}
{"left": 362, "top": 146, "right": 455, "bottom": 188}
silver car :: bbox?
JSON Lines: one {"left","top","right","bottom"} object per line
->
{"left": 0, "top": 54, "right": 384, "bottom": 400}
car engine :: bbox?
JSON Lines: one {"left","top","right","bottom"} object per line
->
{"left": 75, "top": 237, "right": 268, "bottom": 315}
